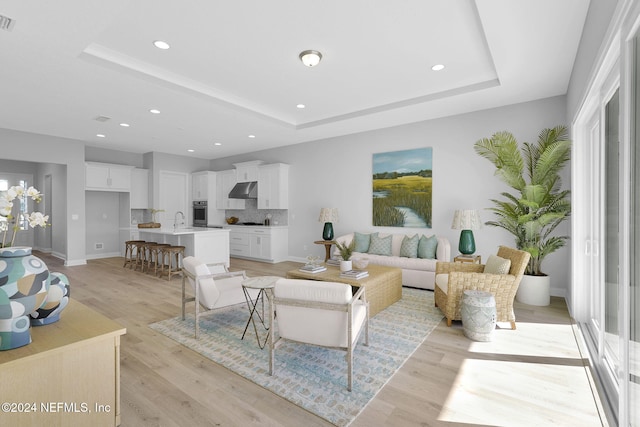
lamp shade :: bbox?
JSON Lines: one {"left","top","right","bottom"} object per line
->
{"left": 318, "top": 208, "right": 338, "bottom": 223}
{"left": 451, "top": 209, "right": 482, "bottom": 230}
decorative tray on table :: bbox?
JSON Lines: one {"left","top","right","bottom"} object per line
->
{"left": 137, "top": 222, "right": 161, "bottom": 228}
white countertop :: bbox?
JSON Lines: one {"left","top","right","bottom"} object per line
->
{"left": 134, "top": 227, "right": 230, "bottom": 236}
{"left": 218, "top": 224, "right": 289, "bottom": 230}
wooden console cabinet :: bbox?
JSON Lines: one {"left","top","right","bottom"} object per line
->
{"left": 0, "top": 300, "right": 126, "bottom": 426}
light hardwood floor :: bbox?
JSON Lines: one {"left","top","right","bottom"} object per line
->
{"left": 38, "top": 252, "right": 608, "bottom": 426}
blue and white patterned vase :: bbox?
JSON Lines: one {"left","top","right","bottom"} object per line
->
{"left": 0, "top": 246, "right": 50, "bottom": 350}
{"left": 31, "top": 272, "right": 70, "bottom": 326}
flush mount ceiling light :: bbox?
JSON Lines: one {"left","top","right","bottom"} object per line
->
{"left": 96, "top": 134, "right": 106, "bottom": 138}
{"left": 214, "top": 142, "right": 222, "bottom": 146}
{"left": 153, "top": 40, "right": 170, "bottom": 50}
{"left": 431, "top": 64, "right": 445, "bottom": 71}
{"left": 119, "top": 123, "right": 130, "bottom": 127}
{"left": 248, "top": 134, "right": 256, "bottom": 138}
{"left": 296, "top": 104, "right": 306, "bottom": 109}
{"left": 299, "top": 50, "right": 322, "bottom": 67}
{"left": 149, "top": 109, "right": 160, "bottom": 114}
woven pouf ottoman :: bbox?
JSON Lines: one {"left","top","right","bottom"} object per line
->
{"left": 461, "top": 290, "right": 497, "bottom": 342}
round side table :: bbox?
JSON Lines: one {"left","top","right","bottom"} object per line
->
{"left": 461, "top": 290, "right": 497, "bottom": 342}
{"left": 241, "top": 276, "right": 280, "bottom": 349}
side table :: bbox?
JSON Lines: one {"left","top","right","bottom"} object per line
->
{"left": 314, "top": 240, "right": 335, "bottom": 262}
{"left": 461, "top": 290, "right": 496, "bottom": 342}
{"left": 454, "top": 254, "right": 481, "bottom": 264}
{"left": 242, "top": 276, "right": 280, "bottom": 349}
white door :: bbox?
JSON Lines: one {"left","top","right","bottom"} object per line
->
{"left": 158, "top": 171, "right": 189, "bottom": 229}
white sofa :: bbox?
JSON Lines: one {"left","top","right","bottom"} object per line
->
{"left": 334, "top": 232, "right": 451, "bottom": 290}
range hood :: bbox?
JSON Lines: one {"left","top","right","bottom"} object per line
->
{"left": 228, "top": 181, "right": 258, "bottom": 199}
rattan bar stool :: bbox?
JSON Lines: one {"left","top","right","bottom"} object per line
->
{"left": 136, "top": 241, "right": 157, "bottom": 272}
{"left": 159, "top": 245, "right": 185, "bottom": 281}
{"left": 147, "top": 243, "right": 171, "bottom": 276}
{"left": 123, "top": 240, "right": 145, "bottom": 268}
{"left": 132, "top": 241, "right": 150, "bottom": 271}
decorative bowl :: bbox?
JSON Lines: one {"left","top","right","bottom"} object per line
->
{"left": 352, "top": 258, "right": 369, "bottom": 270}
{"left": 226, "top": 217, "right": 239, "bottom": 224}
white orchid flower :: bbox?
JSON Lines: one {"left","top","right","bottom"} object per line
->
{"left": 0, "top": 198, "right": 13, "bottom": 217}
{"left": 26, "top": 186, "right": 42, "bottom": 202}
{"left": 27, "top": 212, "right": 49, "bottom": 228}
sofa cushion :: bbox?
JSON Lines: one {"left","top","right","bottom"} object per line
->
{"left": 418, "top": 234, "right": 438, "bottom": 259}
{"left": 435, "top": 273, "right": 449, "bottom": 293}
{"left": 354, "top": 252, "right": 437, "bottom": 271}
{"left": 368, "top": 233, "right": 393, "bottom": 255}
{"left": 353, "top": 232, "right": 371, "bottom": 253}
{"left": 400, "top": 234, "right": 419, "bottom": 258}
{"left": 484, "top": 255, "right": 511, "bottom": 275}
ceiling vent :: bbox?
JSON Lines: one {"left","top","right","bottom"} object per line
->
{"left": 93, "top": 116, "right": 111, "bottom": 122}
{"left": 0, "top": 14, "right": 15, "bottom": 32}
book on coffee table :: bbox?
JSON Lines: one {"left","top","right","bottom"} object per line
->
{"left": 339, "top": 270, "right": 369, "bottom": 279}
{"left": 299, "top": 265, "right": 327, "bottom": 273}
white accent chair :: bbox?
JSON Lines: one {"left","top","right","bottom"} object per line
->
{"left": 269, "top": 278, "right": 369, "bottom": 391}
{"left": 181, "top": 256, "right": 258, "bottom": 338}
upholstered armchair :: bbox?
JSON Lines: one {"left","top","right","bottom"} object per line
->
{"left": 269, "top": 278, "right": 369, "bottom": 391}
{"left": 181, "top": 256, "right": 258, "bottom": 338}
{"left": 434, "top": 246, "right": 531, "bottom": 329}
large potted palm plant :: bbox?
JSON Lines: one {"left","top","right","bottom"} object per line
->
{"left": 474, "top": 125, "right": 571, "bottom": 306}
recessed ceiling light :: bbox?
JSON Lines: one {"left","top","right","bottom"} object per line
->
{"left": 153, "top": 40, "right": 170, "bottom": 50}
{"left": 214, "top": 142, "right": 222, "bottom": 146}
{"left": 297, "top": 104, "right": 306, "bottom": 109}
{"left": 96, "top": 134, "right": 106, "bottom": 138}
{"left": 248, "top": 134, "right": 256, "bottom": 138}
{"left": 149, "top": 109, "right": 161, "bottom": 114}
{"left": 187, "top": 149, "right": 195, "bottom": 153}
{"left": 119, "top": 123, "right": 130, "bottom": 127}
{"left": 431, "top": 64, "right": 445, "bottom": 71}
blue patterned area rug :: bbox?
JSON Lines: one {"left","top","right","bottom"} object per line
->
{"left": 149, "top": 287, "right": 442, "bottom": 426}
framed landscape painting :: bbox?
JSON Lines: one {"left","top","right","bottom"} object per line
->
{"left": 372, "top": 147, "right": 432, "bottom": 228}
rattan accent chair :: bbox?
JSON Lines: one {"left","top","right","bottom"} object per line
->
{"left": 434, "top": 246, "right": 530, "bottom": 329}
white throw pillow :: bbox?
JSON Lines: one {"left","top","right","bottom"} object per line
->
{"left": 484, "top": 255, "right": 511, "bottom": 275}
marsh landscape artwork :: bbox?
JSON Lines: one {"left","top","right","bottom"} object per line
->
{"left": 372, "top": 147, "right": 432, "bottom": 228}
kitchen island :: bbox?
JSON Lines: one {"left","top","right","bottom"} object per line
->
{"left": 137, "top": 227, "right": 230, "bottom": 266}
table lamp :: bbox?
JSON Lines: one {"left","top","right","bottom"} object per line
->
{"left": 318, "top": 208, "right": 338, "bottom": 241}
{"left": 451, "top": 209, "right": 482, "bottom": 255}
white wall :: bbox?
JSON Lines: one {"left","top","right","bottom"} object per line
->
{"left": 211, "top": 95, "right": 571, "bottom": 296}
{"left": 0, "top": 129, "right": 84, "bottom": 265}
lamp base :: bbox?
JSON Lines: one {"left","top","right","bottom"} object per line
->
{"left": 458, "top": 230, "right": 476, "bottom": 255}
{"left": 322, "top": 222, "right": 334, "bottom": 241}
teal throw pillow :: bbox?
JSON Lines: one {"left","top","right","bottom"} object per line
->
{"left": 418, "top": 235, "right": 438, "bottom": 259}
{"left": 368, "top": 233, "right": 392, "bottom": 255}
{"left": 353, "top": 232, "right": 371, "bottom": 253}
{"left": 400, "top": 234, "right": 419, "bottom": 258}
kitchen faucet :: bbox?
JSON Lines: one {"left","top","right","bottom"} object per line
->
{"left": 174, "top": 211, "right": 185, "bottom": 229}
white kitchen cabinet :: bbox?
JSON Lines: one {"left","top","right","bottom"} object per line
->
{"left": 130, "top": 168, "right": 150, "bottom": 209}
{"left": 228, "top": 226, "right": 288, "bottom": 263}
{"left": 258, "top": 163, "right": 289, "bottom": 209}
{"left": 216, "top": 169, "right": 245, "bottom": 209}
{"left": 229, "top": 228, "right": 250, "bottom": 257}
{"left": 192, "top": 171, "right": 219, "bottom": 202}
{"left": 85, "top": 162, "right": 133, "bottom": 192}
{"left": 192, "top": 172, "right": 209, "bottom": 201}
{"left": 233, "top": 160, "right": 264, "bottom": 182}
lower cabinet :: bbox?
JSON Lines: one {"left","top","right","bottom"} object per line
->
{"left": 229, "top": 227, "right": 287, "bottom": 263}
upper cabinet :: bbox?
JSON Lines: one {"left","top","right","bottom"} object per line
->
{"left": 233, "top": 160, "right": 264, "bottom": 183}
{"left": 216, "top": 169, "right": 245, "bottom": 209}
{"left": 85, "top": 162, "right": 133, "bottom": 192}
{"left": 258, "top": 163, "right": 289, "bottom": 209}
{"left": 192, "top": 171, "right": 216, "bottom": 201}
{"left": 130, "top": 168, "right": 150, "bottom": 209}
